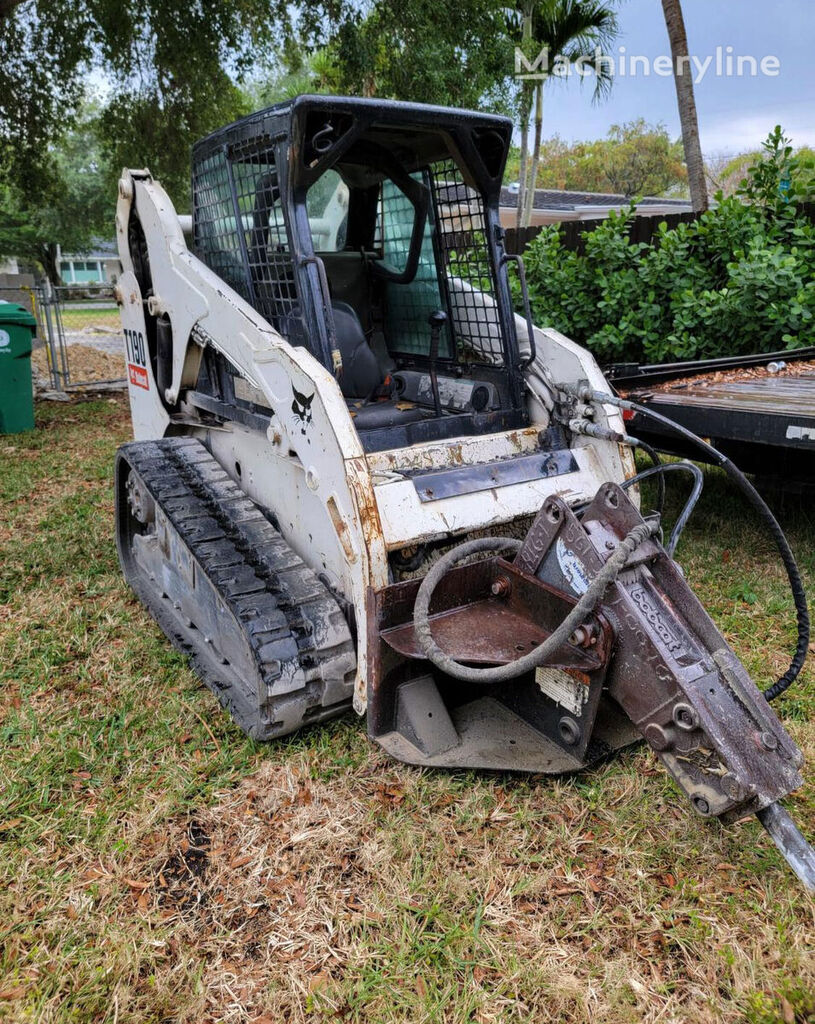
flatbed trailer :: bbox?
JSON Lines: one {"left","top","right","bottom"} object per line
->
{"left": 607, "top": 348, "right": 815, "bottom": 485}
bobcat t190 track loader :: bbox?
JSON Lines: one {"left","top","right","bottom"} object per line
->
{"left": 113, "top": 95, "right": 814, "bottom": 887}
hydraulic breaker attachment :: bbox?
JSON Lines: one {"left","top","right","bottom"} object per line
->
{"left": 516, "top": 483, "right": 805, "bottom": 824}
{"left": 367, "top": 482, "right": 813, "bottom": 887}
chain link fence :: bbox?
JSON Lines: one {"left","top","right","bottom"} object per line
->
{"left": 1, "top": 282, "right": 126, "bottom": 392}
{"left": 50, "top": 285, "right": 126, "bottom": 387}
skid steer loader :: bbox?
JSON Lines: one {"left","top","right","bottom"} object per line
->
{"left": 113, "top": 95, "right": 814, "bottom": 887}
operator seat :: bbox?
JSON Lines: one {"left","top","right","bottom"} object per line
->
{"left": 332, "top": 301, "right": 430, "bottom": 431}
{"left": 332, "top": 301, "right": 383, "bottom": 399}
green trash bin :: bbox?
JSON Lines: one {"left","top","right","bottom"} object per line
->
{"left": 0, "top": 301, "right": 37, "bottom": 434}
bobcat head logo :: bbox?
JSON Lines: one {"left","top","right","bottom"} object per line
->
{"left": 291, "top": 386, "right": 314, "bottom": 435}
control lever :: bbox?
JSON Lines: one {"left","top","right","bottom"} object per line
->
{"left": 428, "top": 310, "right": 447, "bottom": 418}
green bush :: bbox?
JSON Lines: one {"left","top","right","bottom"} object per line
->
{"left": 522, "top": 128, "right": 815, "bottom": 365}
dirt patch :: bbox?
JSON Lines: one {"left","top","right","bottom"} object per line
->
{"left": 136, "top": 761, "right": 385, "bottom": 1018}
{"left": 31, "top": 344, "right": 126, "bottom": 387}
{"left": 123, "top": 755, "right": 815, "bottom": 1024}
{"left": 156, "top": 820, "right": 212, "bottom": 915}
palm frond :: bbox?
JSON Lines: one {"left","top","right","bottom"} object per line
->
{"left": 531, "top": 0, "right": 620, "bottom": 100}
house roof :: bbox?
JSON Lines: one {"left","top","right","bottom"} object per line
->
{"left": 499, "top": 186, "right": 691, "bottom": 211}
{"left": 61, "top": 238, "right": 118, "bottom": 260}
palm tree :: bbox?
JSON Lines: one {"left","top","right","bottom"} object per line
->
{"left": 660, "top": 0, "right": 708, "bottom": 212}
{"left": 514, "top": 0, "right": 620, "bottom": 229}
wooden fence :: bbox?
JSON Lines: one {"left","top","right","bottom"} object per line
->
{"left": 504, "top": 201, "right": 815, "bottom": 256}
{"left": 504, "top": 211, "right": 697, "bottom": 256}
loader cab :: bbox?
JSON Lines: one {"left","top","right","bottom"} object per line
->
{"left": 191, "top": 96, "right": 528, "bottom": 451}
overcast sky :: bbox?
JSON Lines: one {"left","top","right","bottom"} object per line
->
{"left": 534, "top": 0, "right": 815, "bottom": 155}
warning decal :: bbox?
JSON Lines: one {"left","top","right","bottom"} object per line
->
{"left": 128, "top": 363, "right": 150, "bottom": 389}
{"left": 555, "top": 537, "right": 590, "bottom": 595}
{"left": 535, "top": 666, "right": 589, "bottom": 716}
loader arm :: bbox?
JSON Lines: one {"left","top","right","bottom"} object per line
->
{"left": 115, "top": 170, "right": 390, "bottom": 705}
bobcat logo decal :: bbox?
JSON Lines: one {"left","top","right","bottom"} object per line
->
{"left": 291, "top": 386, "right": 314, "bottom": 436}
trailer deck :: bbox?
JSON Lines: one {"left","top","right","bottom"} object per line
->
{"left": 608, "top": 349, "right": 815, "bottom": 482}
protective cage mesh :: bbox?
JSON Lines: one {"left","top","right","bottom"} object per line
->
{"left": 192, "top": 150, "right": 248, "bottom": 297}
{"left": 192, "top": 145, "right": 508, "bottom": 367}
{"left": 430, "top": 159, "right": 505, "bottom": 367}
{"left": 192, "top": 142, "right": 302, "bottom": 342}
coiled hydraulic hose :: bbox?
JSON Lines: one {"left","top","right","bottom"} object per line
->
{"left": 569, "top": 386, "right": 809, "bottom": 702}
{"left": 413, "top": 521, "right": 656, "bottom": 684}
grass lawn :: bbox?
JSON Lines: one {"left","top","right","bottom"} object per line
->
{"left": 0, "top": 396, "right": 813, "bottom": 1024}
{"left": 60, "top": 305, "right": 122, "bottom": 333}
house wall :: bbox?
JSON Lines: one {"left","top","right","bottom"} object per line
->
{"left": 0, "top": 272, "right": 37, "bottom": 307}
{"left": 59, "top": 257, "right": 120, "bottom": 285}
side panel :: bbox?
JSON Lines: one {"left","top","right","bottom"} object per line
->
{"left": 115, "top": 270, "right": 170, "bottom": 439}
{"left": 201, "top": 423, "right": 364, "bottom": 599}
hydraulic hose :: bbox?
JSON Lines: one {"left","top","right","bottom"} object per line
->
{"left": 413, "top": 521, "right": 656, "bottom": 684}
{"left": 631, "top": 436, "right": 666, "bottom": 517}
{"left": 566, "top": 418, "right": 665, "bottom": 515}
{"left": 569, "top": 386, "right": 809, "bottom": 702}
{"left": 621, "top": 461, "right": 704, "bottom": 557}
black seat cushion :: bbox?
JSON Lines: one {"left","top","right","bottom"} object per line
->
{"left": 333, "top": 301, "right": 383, "bottom": 399}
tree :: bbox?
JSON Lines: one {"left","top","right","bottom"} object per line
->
{"left": 660, "top": 0, "right": 708, "bottom": 212}
{"left": 0, "top": 2, "right": 91, "bottom": 193}
{"left": 507, "top": 120, "right": 687, "bottom": 196}
{"left": 705, "top": 150, "right": 760, "bottom": 198}
{"left": 328, "top": 0, "right": 515, "bottom": 112}
{"left": 513, "top": 0, "right": 620, "bottom": 228}
{"left": 2, "top": 0, "right": 520, "bottom": 210}
{"left": 602, "top": 120, "right": 686, "bottom": 197}
{"left": 249, "top": 45, "right": 345, "bottom": 108}
{"left": 99, "top": 79, "right": 250, "bottom": 209}
{"left": 0, "top": 0, "right": 302, "bottom": 203}
{"left": 0, "top": 101, "right": 110, "bottom": 283}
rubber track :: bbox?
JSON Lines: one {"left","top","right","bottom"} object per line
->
{"left": 118, "top": 437, "right": 356, "bottom": 740}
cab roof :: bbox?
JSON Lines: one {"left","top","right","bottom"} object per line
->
{"left": 193, "top": 95, "right": 512, "bottom": 198}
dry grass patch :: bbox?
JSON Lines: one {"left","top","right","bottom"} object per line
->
{"left": 55, "top": 747, "right": 813, "bottom": 1024}
{"left": 31, "top": 346, "right": 126, "bottom": 388}
{"left": 0, "top": 399, "right": 813, "bottom": 1024}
